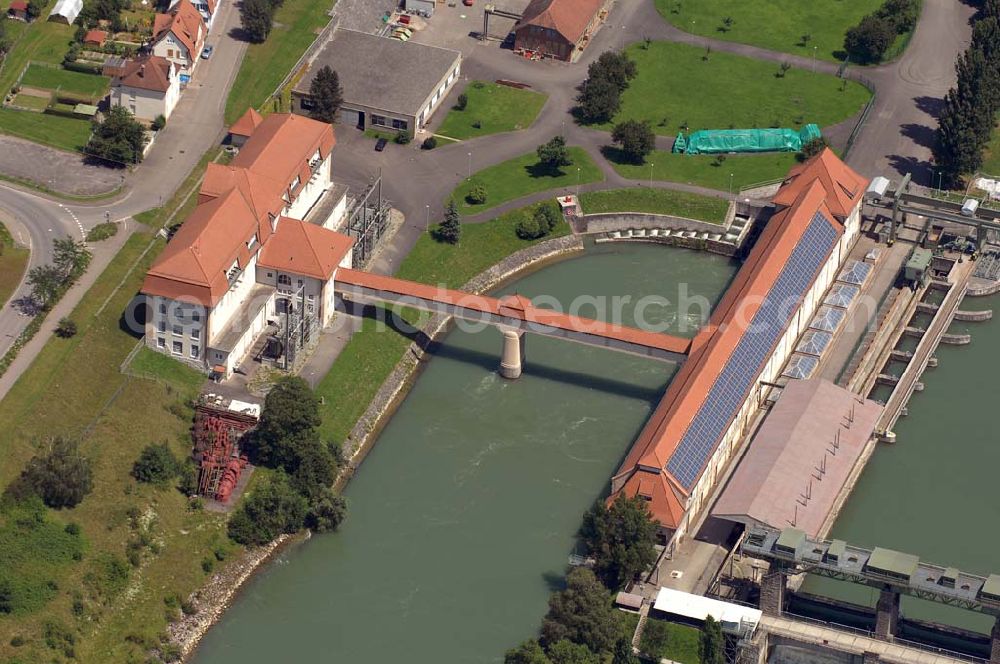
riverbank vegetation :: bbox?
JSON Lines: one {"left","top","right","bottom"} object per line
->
{"left": 594, "top": 42, "right": 871, "bottom": 137}
{"left": 437, "top": 81, "right": 548, "bottom": 140}
{"left": 579, "top": 188, "right": 729, "bottom": 223}
{"left": 451, "top": 147, "right": 603, "bottom": 216}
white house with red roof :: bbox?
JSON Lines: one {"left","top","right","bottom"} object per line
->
{"left": 151, "top": 0, "right": 205, "bottom": 76}
{"left": 168, "top": 0, "right": 216, "bottom": 28}
{"left": 141, "top": 114, "right": 353, "bottom": 378}
{"left": 109, "top": 55, "right": 180, "bottom": 121}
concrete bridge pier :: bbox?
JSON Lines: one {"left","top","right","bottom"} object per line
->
{"left": 875, "top": 589, "right": 900, "bottom": 641}
{"left": 991, "top": 617, "right": 1000, "bottom": 664}
{"left": 760, "top": 570, "right": 786, "bottom": 617}
{"left": 499, "top": 328, "right": 526, "bottom": 379}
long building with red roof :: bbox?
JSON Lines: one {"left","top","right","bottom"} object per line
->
{"left": 608, "top": 149, "right": 869, "bottom": 547}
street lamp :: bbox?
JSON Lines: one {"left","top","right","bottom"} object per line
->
{"left": 936, "top": 171, "right": 943, "bottom": 195}
{"left": 467, "top": 152, "right": 472, "bottom": 179}
{"left": 576, "top": 167, "right": 581, "bottom": 198}
{"left": 425, "top": 204, "right": 430, "bottom": 232}
{"left": 812, "top": 46, "right": 817, "bottom": 72}
{"left": 729, "top": 173, "right": 734, "bottom": 199}
{"left": 649, "top": 162, "right": 655, "bottom": 188}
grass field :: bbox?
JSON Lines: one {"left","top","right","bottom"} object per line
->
{"left": 436, "top": 81, "right": 547, "bottom": 140}
{"left": 0, "top": 221, "right": 29, "bottom": 309}
{"left": 21, "top": 64, "right": 110, "bottom": 98}
{"left": 0, "top": 106, "right": 92, "bottom": 152}
{"left": 224, "top": 0, "right": 334, "bottom": 124}
{"left": 605, "top": 148, "right": 798, "bottom": 191}
{"left": 653, "top": 0, "right": 883, "bottom": 61}
{"left": 982, "top": 120, "right": 1000, "bottom": 176}
{"left": 600, "top": 42, "right": 871, "bottom": 136}
{"left": 315, "top": 201, "right": 570, "bottom": 444}
{"left": 579, "top": 188, "right": 729, "bottom": 223}
{"left": 639, "top": 619, "right": 703, "bottom": 664}
{"left": 451, "top": 147, "right": 603, "bottom": 216}
{"left": 11, "top": 93, "right": 49, "bottom": 110}
{"left": 0, "top": 21, "right": 75, "bottom": 94}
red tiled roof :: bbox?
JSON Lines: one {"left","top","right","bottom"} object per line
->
{"left": 84, "top": 29, "right": 107, "bottom": 44}
{"left": 230, "top": 107, "right": 263, "bottom": 138}
{"left": 608, "top": 151, "right": 868, "bottom": 530}
{"left": 231, "top": 114, "right": 335, "bottom": 200}
{"left": 515, "top": 0, "right": 606, "bottom": 44}
{"left": 114, "top": 55, "right": 173, "bottom": 93}
{"left": 258, "top": 218, "right": 354, "bottom": 280}
{"left": 8, "top": 1, "right": 28, "bottom": 10}
{"left": 772, "top": 148, "right": 868, "bottom": 220}
{"left": 153, "top": 0, "right": 204, "bottom": 60}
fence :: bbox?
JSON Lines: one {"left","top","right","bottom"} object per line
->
{"left": 842, "top": 75, "right": 878, "bottom": 160}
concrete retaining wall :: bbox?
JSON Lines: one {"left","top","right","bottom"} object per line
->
{"left": 579, "top": 211, "right": 729, "bottom": 235}
{"left": 596, "top": 233, "right": 740, "bottom": 257}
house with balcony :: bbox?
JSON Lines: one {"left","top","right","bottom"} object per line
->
{"left": 141, "top": 113, "right": 354, "bottom": 378}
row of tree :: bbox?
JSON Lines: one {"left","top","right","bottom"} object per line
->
{"left": 26, "top": 237, "right": 92, "bottom": 312}
{"left": 932, "top": 0, "right": 1000, "bottom": 186}
{"left": 843, "top": 0, "right": 920, "bottom": 64}
{"left": 504, "top": 496, "right": 659, "bottom": 663}
{"left": 227, "top": 377, "right": 347, "bottom": 545}
{"left": 576, "top": 51, "right": 638, "bottom": 124}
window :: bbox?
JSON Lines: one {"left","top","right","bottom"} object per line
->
{"left": 391, "top": 118, "right": 408, "bottom": 130}
{"left": 297, "top": 279, "right": 303, "bottom": 288}
{"left": 267, "top": 272, "right": 273, "bottom": 278}
{"left": 215, "top": 352, "right": 224, "bottom": 361}
{"left": 190, "top": 345, "right": 200, "bottom": 358}
{"left": 247, "top": 234, "right": 258, "bottom": 250}
{"left": 300, "top": 97, "right": 315, "bottom": 110}
{"left": 192, "top": 311, "right": 200, "bottom": 322}
{"left": 278, "top": 274, "right": 292, "bottom": 286}
{"left": 172, "top": 341, "right": 183, "bottom": 355}
{"left": 159, "top": 302, "right": 167, "bottom": 314}
{"left": 290, "top": 176, "right": 300, "bottom": 191}
{"left": 371, "top": 114, "right": 387, "bottom": 127}
{"left": 157, "top": 337, "right": 165, "bottom": 349}
{"left": 158, "top": 321, "right": 166, "bottom": 333}
{"left": 172, "top": 325, "right": 182, "bottom": 336}
{"left": 191, "top": 328, "right": 200, "bottom": 340}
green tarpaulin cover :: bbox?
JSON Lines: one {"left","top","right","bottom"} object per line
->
{"left": 672, "top": 124, "right": 821, "bottom": 155}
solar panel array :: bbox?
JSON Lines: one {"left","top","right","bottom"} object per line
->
{"left": 665, "top": 213, "right": 839, "bottom": 489}
{"left": 838, "top": 260, "right": 872, "bottom": 286}
{"left": 809, "top": 305, "right": 846, "bottom": 332}
{"left": 783, "top": 353, "right": 819, "bottom": 379}
{"left": 824, "top": 283, "right": 860, "bottom": 309}
{"left": 796, "top": 329, "right": 833, "bottom": 356}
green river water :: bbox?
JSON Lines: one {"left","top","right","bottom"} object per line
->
{"left": 192, "top": 243, "right": 737, "bottom": 663}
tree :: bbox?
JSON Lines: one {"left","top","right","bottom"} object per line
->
{"left": 394, "top": 130, "right": 411, "bottom": 144}
{"left": 611, "top": 120, "right": 655, "bottom": 164}
{"left": 798, "top": 136, "right": 829, "bottom": 161}
{"left": 151, "top": 114, "right": 167, "bottom": 131}
{"left": 843, "top": 15, "right": 895, "bottom": 64}
{"left": 505, "top": 640, "right": 551, "bottom": 664}
{"left": 587, "top": 51, "right": 637, "bottom": 93}
{"left": 612, "top": 637, "right": 639, "bottom": 664}
{"left": 700, "top": 615, "right": 725, "bottom": 664}
{"left": 534, "top": 203, "right": 560, "bottom": 233}
{"left": 439, "top": 200, "right": 462, "bottom": 245}
{"left": 132, "top": 443, "right": 180, "bottom": 484}
{"left": 86, "top": 106, "right": 147, "bottom": 166}
{"left": 580, "top": 495, "right": 658, "bottom": 590}
{"left": 467, "top": 182, "right": 488, "bottom": 205}
{"left": 227, "top": 473, "right": 308, "bottom": 546}
{"left": 421, "top": 136, "right": 438, "bottom": 150}
{"left": 245, "top": 376, "right": 322, "bottom": 469}
{"left": 516, "top": 214, "right": 545, "bottom": 240}
{"left": 53, "top": 237, "right": 91, "bottom": 280}
{"left": 16, "top": 437, "right": 93, "bottom": 509}
{"left": 27, "top": 264, "right": 64, "bottom": 310}
{"left": 308, "top": 66, "right": 343, "bottom": 123}
{"left": 289, "top": 432, "right": 336, "bottom": 500}
{"left": 720, "top": 16, "right": 734, "bottom": 32}
{"left": 26, "top": 0, "right": 45, "bottom": 20}
{"left": 540, "top": 568, "right": 619, "bottom": 654}
{"left": 306, "top": 488, "right": 347, "bottom": 532}
{"left": 240, "top": 0, "right": 273, "bottom": 43}
{"left": 548, "top": 640, "right": 601, "bottom": 664}
{"left": 456, "top": 92, "right": 468, "bottom": 110}
{"left": 537, "top": 135, "right": 571, "bottom": 169}
{"left": 576, "top": 76, "right": 620, "bottom": 124}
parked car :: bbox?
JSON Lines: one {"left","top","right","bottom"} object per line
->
{"left": 201, "top": 45, "right": 214, "bottom": 59}
{"left": 392, "top": 26, "right": 412, "bottom": 37}
{"left": 390, "top": 31, "right": 410, "bottom": 41}
{"left": 463, "top": 0, "right": 473, "bottom": 5}
{"left": 375, "top": 137, "right": 388, "bottom": 152}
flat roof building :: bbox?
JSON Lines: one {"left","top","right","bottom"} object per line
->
{"left": 292, "top": 29, "right": 462, "bottom": 133}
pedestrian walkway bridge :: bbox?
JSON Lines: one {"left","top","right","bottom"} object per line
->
{"left": 334, "top": 269, "right": 691, "bottom": 367}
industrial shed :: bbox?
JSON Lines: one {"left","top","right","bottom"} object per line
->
{"left": 292, "top": 29, "right": 461, "bottom": 133}
{"left": 513, "top": 0, "right": 611, "bottom": 62}
{"left": 711, "top": 378, "right": 883, "bottom": 538}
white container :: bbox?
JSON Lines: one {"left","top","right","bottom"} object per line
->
{"left": 962, "top": 198, "right": 980, "bottom": 217}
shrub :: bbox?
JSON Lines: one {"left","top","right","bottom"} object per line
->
{"left": 176, "top": 459, "right": 198, "bottom": 496}
{"left": 132, "top": 443, "right": 180, "bottom": 484}
{"left": 798, "top": 136, "right": 829, "bottom": 161}
{"left": 421, "top": 136, "right": 437, "bottom": 150}
{"left": 227, "top": 473, "right": 308, "bottom": 546}
{"left": 455, "top": 92, "right": 468, "bottom": 110}
{"left": 394, "top": 130, "right": 411, "bottom": 145}
{"left": 151, "top": 114, "right": 166, "bottom": 131}
{"left": 306, "top": 488, "right": 347, "bottom": 532}
{"left": 65, "top": 522, "right": 81, "bottom": 536}
{"left": 201, "top": 557, "right": 214, "bottom": 573}
{"left": 85, "top": 222, "right": 118, "bottom": 242}
{"left": 55, "top": 318, "right": 77, "bottom": 338}
{"left": 515, "top": 214, "right": 545, "bottom": 240}
{"left": 466, "top": 182, "right": 488, "bottom": 205}
{"left": 534, "top": 203, "right": 560, "bottom": 233}
{"left": 15, "top": 437, "right": 93, "bottom": 509}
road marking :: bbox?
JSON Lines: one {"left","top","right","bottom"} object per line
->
{"left": 59, "top": 204, "right": 87, "bottom": 241}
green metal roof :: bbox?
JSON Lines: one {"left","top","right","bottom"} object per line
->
{"left": 906, "top": 248, "right": 933, "bottom": 271}
{"left": 868, "top": 547, "right": 919, "bottom": 579}
{"left": 827, "top": 539, "right": 846, "bottom": 561}
{"left": 776, "top": 528, "right": 806, "bottom": 553}
{"left": 942, "top": 567, "right": 959, "bottom": 583}
{"left": 73, "top": 103, "right": 98, "bottom": 116}
{"left": 982, "top": 574, "right": 1000, "bottom": 599}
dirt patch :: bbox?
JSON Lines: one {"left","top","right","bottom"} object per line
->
{"left": 0, "top": 134, "right": 123, "bottom": 196}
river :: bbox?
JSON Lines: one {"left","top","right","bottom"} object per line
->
{"left": 804, "top": 292, "right": 1000, "bottom": 636}
{"left": 191, "top": 243, "right": 737, "bottom": 663}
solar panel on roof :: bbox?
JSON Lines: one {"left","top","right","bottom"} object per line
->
{"left": 665, "top": 213, "right": 839, "bottom": 489}
{"left": 783, "top": 354, "right": 818, "bottom": 379}
{"left": 809, "top": 306, "right": 846, "bottom": 332}
{"left": 796, "top": 329, "right": 832, "bottom": 356}
{"left": 824, "top": 283, "right": 859, "bottom": 309}
{"left": 838, "top": 260, "right": 872, "bottom": 285}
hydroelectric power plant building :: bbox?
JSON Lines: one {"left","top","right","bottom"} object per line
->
{"left": 608, "top": 150, "right": 869, "bottom": 548}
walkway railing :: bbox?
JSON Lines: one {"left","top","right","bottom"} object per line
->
{"left": 843, "top": 75, "right": 878, "bottom": 160}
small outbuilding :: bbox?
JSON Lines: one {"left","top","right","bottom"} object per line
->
{"left": 404, "top": 0, "right": 434, "bottom": 17}
{"left": 7, "top": 1, "right": 29, "bottom": 21}
{"left": 291, "top": 29, "right": 461, "bottom": 133}
{"left": 84, "top": 29, "right": 108, "bottom": 46}
{"left": 513, "top": 0, "right": 611, "bottom": 62}
{"left": 228, "top": 107, "right": 263, "bottom": 147}
{"left": 48, "top": 0, "right": 82, "bottom": 23}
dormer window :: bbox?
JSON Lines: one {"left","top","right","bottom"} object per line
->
{"left": 247, "top": 234, "right": 258, "bottom": 250}
{"left": 269, "top": 213, "right": 278, "bottom": 232}
{"left": 289, "top": 175, "right": 300, "bottom": 192}
{"left": 226, "top": 259, "right": 241, "bottom": 283}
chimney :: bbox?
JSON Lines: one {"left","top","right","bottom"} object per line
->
{"left": 139, "top": 64, "right": 145, "bottom": 77}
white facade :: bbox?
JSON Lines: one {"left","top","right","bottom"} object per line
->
{"left": 110, "top": 67, "right": 180, "bottom": 121}
{"left": 415, "top": 61, "right": 461, "bottom": 129}
{"left": 152, "top": 29, "right": 201, "bottom": 74}
{"left": 285, "top": 149, "right": 331, "bottom": 219}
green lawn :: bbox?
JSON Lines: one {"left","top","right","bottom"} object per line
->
{"left": 0, "top": 221, "right": 29, "bottom": 309}
{"left": 0, "top": 21, "right": 75, "bottom": 94}
{"left": 128, "top": 347, "right": 205, "bottom": 391}
{"left": 982, "top": 119, "right": 1000, "bottom": 176}
{"left": 436, "top": 81, "right": 547, "bottom": 140}
{"left": 0, "top": 107, "right": 92, "bottom": 152}
{"left": 606, "top": 148, "right": 798, "bottom": 191}
{"left": 600, "top": 42, "right": 871, "bottom": 136}
{"left": 579, "top": 188, "right": 729, "bottom": 223}
{"left": 11, "top": 93, "right": 50, "bottom": 110}
{"left": 224, "top": 0, "right": 334, "bottom": 124}
{"left": 21, "top": 64, "right": 110, "bottom": 98}
{"left": 451, "top": 147, "right": 604, "bottom": 216}
{"left": 639, "top": 619, "right": 703, "bottom": 664}
{"left": 315, "top": 201, "right": 570, "bottom": 444}
{"left": 653, "top": 0, "right": 883, "bottom": 61}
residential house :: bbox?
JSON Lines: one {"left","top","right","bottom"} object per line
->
{"left": 151, "top": 0, "right": 205, "bottom": 76}
{"left": 109, "top": 55, "right": 180, "bottom": 121}
{"left": 7, "top": 1, "right": 29, "bottom": 21}
{"left": 141, "top": 114, "right": 352, "bottom": 378}
{"left": 169, "top": 0, "right": 216, "bottom": 28}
